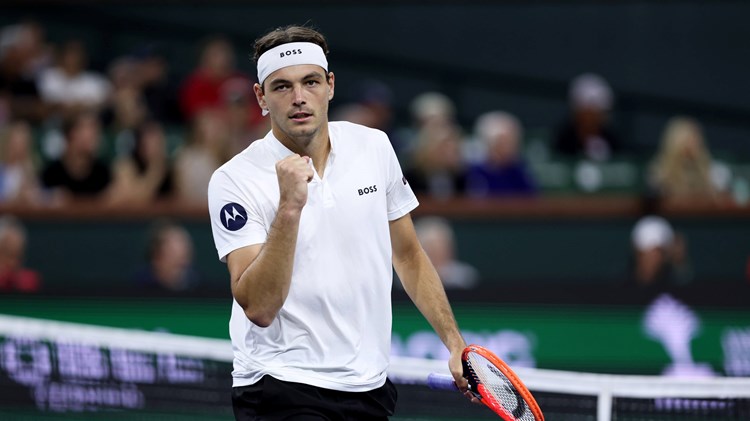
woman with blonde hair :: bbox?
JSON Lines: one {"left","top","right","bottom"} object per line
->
{"left": 650, "top": 116, "right": 721, "bottom": 202}
{"left": 106, "top": 120, "right": 174, "bottom": 206}
{"left": 174, "top": 108, "right": 230, "bottom": 204}
{"left": 0, "top": 121, "right": 43, "bottom": 205}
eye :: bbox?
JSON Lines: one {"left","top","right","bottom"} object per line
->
{"left": 273, "top": 84, "right": 290, "bottom": 91}
{"left": 305, "top": 80, "right": 319, "bottom": 87}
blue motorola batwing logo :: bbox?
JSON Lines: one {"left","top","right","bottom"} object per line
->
{"left": 220, "top": 203, "right": 248, "bottom": 231}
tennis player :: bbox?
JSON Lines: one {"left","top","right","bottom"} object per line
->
{"left": 208, "top": 24, "right": 470, "bottom": 420}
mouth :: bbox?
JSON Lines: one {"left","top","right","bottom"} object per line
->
{"left": 289, "top": 111, "right": 313, "bottom": 122}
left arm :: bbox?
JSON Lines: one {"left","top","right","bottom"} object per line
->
{"left": 390, "top": 214, "right": 472, "bottom": 396}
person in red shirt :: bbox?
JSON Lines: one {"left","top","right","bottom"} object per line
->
{"left": 0, "top": 215, "right": 40, "bottom": 292}
{"left": 179, "top": 36, "right": 263, "bottom": 128}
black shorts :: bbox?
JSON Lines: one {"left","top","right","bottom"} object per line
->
{"left": 232, "top": 375, "right": 398, "bottom": 421}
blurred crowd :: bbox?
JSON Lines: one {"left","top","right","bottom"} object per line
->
{"left": 1, "top": 21, "right": 748, "bottom": 293}
{"left": 0, "top": 22, "right": 269, "bottom": 209}
{"left": 1, "top": 20, "right": 745, "bottom": 212}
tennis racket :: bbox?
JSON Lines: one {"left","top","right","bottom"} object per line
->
{"left": 427, "top": 344, "right": 544, "bottom": 421}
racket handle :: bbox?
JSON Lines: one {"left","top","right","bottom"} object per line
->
{"left": 427, "top": 373, "right": 458, "bottom": 391}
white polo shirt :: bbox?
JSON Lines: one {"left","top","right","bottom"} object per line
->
{"left": 208, "top": 121, "right": 418, "bottom": 392}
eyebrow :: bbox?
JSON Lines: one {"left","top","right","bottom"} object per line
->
{"left": 268, "top": 72, "right": 325, "bottom": 88}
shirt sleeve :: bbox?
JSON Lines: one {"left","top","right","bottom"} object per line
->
{"left": 383, "top": 134, "right": 419, "bottom": 220}
{"left": 208, "top": 169, "right": 268, "bottom": 262}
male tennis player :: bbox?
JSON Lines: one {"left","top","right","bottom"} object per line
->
{"left": 208, "top": 25, "right": 470, "bottom": 420}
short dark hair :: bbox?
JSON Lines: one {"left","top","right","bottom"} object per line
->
{"left": 252, "top": 25, "right": 329, "bottom": 64}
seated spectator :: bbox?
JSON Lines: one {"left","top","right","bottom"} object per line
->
{"left": 0, "top": 120, "right": 43, "bottom": 205}
{"left": 331, "top": 103, "right": 375, "bottom": 127}
{"left": 222, "top": 76, "right": 268, "bottom": 156}
{"left": 134, "top": 220, "right": 200, "bottom": 292}
{"left": 103, "top": 55, "right": 148, "bottom": 156}
{"left": 414, "top": 217, "right": 479, "bottom": 289}
{"left": 40, "top": 112, "right": 111, "bottom": 202}
{"left": 0, "top": 21, "right": 51, "bottom": 124}
{"left": 174, "top": 109, "right": 229, "bottom": 204}
{"left": 403, "top": 120, "right": 468, "bottom": 199}
{"left": 107, "top": 121, "right": 174, "bottom": 206}
{"left": 356, "top": 80, "right": 395, "bottom": 132}
{"left": 0, "top": 215, "right": 40, "bottom": 292}
{"left": 466, "top": 111, "right": 537, "bottom": 197}
{"left": 179, "top": 36, "right": 261, "bottom": 122}
{"left": 397, "top": 91, "right": 458, "bottom": 160}
{"left": 649, "top": 116, "right": 726, "bottom": 204}
{"left": 133, "top": 44, "right": 180, "bottom": 123}
{"left": 631, "top": 214, "right": 692, "bottom": 287}
{"left": 37, "top": 40, "right": 111, "bottom": 118}
{"left": 553, "top": 73, "right": 622, "bottom": 161}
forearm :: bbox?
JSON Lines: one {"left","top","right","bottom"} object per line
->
{"left": 233, "top": 205, "right": 301, "bottom": 326}
{"left": 396, "top": 250, "right": 466, "bottom": 353}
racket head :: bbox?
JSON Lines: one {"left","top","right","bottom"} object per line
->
{"left": 462, "top": 344, "right": 544, "bottom": 421}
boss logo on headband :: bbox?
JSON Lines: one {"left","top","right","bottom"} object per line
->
{"left": 280, "top": 49, "right": 303, "bottom": 58}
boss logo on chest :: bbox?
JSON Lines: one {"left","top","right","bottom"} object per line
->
{"left": 358, "top": 185, "right": 377, "bottom": 196}
{"left": 280, "top": 49, "right": 302, "bottom": 58}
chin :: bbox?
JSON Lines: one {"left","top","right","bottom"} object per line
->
{"left": 291, "top": 125, "right": 318, "bottom": 139}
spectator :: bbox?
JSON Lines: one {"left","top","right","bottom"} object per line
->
{"left": 0, "top": 120, "right": 43, "bottom": 205}
{"left": 466, "top": 111, "right": 537, "bottom": 197}
{"left": 342, "top": 79, "right": 411, "bottom": 158}
{"left": 331, "top": 81, "right": 394, "bottom": 129}
{"left": 356, "top": 80, "right": 403, "bottom": 145}
{"left": 553, "top": 73, "right": 622, "bottom": 161}
{"left": 133, "top": 44, "right": 180, "bottom": 123}
{"left": 0, "top": 21, "right": 51, "bottom": 123}
{"left": 649, "top": 116, "right": 725, "bottom": 204}
{"left": 397, "top": 91, "right": 458, "bottom": 161}
{"left": 37, "top": 40, "right": 111, "bottom": 118}
{"left": 631, "top": 214, "right": 692, "bottom": 287}
{"left": 355, "top": 80, "right": 395, "bottom": 132}
{"left": 40, "top": 112, "right": 111, "bottom": 202}
{"left": 331, "top": 103, "right": 375, "bottom": 127}
{"left": 134, "top": 220, "right": 200, "bottom": 292}
{"left": 107, "top": 120, "right": 174, "bottom": 206}
{"left": 0, "top": 215, "right": 40, "bottom": 293}
{"left": 179, "top": 36, "right": 261, "bottom": 122}
{"left": 174, "top": 109, "right": 229, "bottom": 204}
{"left": 415, "top": 217, "right": 479, "bottom": 289}
{"left": 410, "top": 91, "right": 456, "bottom": 128}
{"left": 403, "top": 120, "right": 468, "bottom": 199}
{"left": 104, "top": 56, "right": 148, "bottom": 156}
{"left": 222, "top": 76, "right": 268, "bottom": 156}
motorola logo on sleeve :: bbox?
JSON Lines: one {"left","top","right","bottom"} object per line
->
{"left": 220, "top": 203, "right": 247, "bottom": 231}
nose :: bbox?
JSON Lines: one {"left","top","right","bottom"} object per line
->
{"left": 292, "top": 84, "right": 305, "bottom": 106}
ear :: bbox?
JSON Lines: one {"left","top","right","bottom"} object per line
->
{"left": 327, "top": 72, "right": 335, "bottom": 101}
{"left": 253, "top": 83, "right": 268, "bottom": 112}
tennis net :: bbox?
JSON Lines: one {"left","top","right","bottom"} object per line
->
{"left": 1, "top": 314, "right": 749, "bottom": 420}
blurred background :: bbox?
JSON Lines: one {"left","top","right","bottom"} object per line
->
{"left": 1, "top": 0, "right": 749, "bottom": 419}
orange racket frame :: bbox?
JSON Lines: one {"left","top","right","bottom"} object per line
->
{"left": 462, "top": 344, "right": 544, "bottom": 421}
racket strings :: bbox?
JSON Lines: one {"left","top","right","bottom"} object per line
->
{"left": 467, "top": 352, "right": 536, "bottom": 421}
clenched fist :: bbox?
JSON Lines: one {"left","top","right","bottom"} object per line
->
{"left": 276, "top": 154, "right": 314, "bottom": 212}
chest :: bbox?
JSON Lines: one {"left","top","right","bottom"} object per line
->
{"left": 249, "top": 153, "right": 389, "bottom": 232}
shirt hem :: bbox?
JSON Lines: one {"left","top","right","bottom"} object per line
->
{"left": 232, "top": 369, "right": 387, "bottom": 392}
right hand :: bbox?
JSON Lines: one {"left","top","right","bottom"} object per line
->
{"left": 276, "top": 154, "right": 314, "bottom": 211}
{"left": 450, "top": 347, "right": 480, "bottom": 404}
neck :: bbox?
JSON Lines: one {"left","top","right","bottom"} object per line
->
{"left": 273, "top": 123, "right": 331, "bottom": 177}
